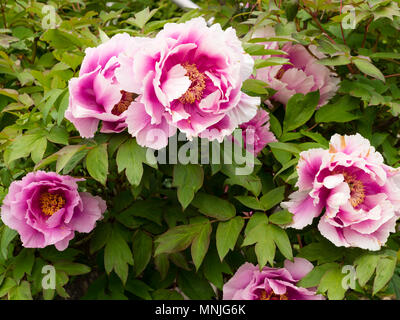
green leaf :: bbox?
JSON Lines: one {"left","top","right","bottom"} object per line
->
{"left": 8, "top": 131, "right": 47, "bottom": 163}
{"left": 235, "top": 196, "right": 264, "bottom": 210}
{"left": 260, "top": 186, "right": 285, "bottom": 211}
{"left": 53, "top": 261, "right": 91, "bottom": 276}
{"left": 104, "top": 226, "right": 134, "bottom": 284}
{"left": 203, "top": 248, "right": 232, "bottom": 290}
{"left": 242, "top": 215, "right": 276, "bottom": 267}
{"left": 116, "top": 139, "right": 156, "bottom": 186}
{"left": 283, "top": 91, "right": 319, "bottom": 132}
{"left": 255, "top": 234, "right": 276, "bottom": 268}
{"left": 268, "top": 224, "right": 293, "bottom": 260}
{"left": 132, "top": 230, "right": 152, "bottom": 276}
{"left": 40, "top": 88, "right": 64, "bottom": 120}
{"left": 47, "top": 126, "right": 69, "bottom": 145}
{"left": 353, "top": 57, "right": 385, "bottom": 82}
{"left": 173, "top": 164, "right": 204, "bottom": 210}
{"left": 298, "top": 241, "right": 343, "bottom": 264}
{"left": 315, "top": 96, "right": 360, "bottom": 123}
{"left": 154, "top": 254, "right": 169, "bottom": 280}
{"left": 0, "top": 278, "right": 17, "bottom": 297}
{"left": 9, "top": 281, "right": 32, "bottom": 300}
{"left": 13, "top": 249, "right": 35, "bottom": 281}
{"left": 318, "top": 55, "right": 351, "bottom": 66}
{"left": 191, "top": 222, "right": 212, "bottom": 270}
{"left": 269, "top": 209, "right": 293, "bottom": 225}
{"left": 125, "top": 279, "right": 153, "bottom": 300}
{"left": 86, "top": 144, "right": 108, "bottom": 185}
{"left": 354, "top": 254, "right": 380, "bottom": 287}
{"left": 192, "top": 193, "right": 236, "bottom": 221}
{"left": 154, "top": 222, "right": 207, "bottom": 256}
{"left": 373, "top": 256, "right": 396, "bottom": 295}
{"left": 1, "top": 226, "right": 17, "bottom": 259}
{"left": 245, "top": 212, "right": 269, "bottom": 236}
{"left": 216, "top": 217, "right": 244, "bottom": 261}
{"left": 298, "top": 263, "right": 338, "bottom": 288}
{"left": 177, "top": 270, "right": 215, "bottom": 300}
{"left": 241, "top": 79, "right": 269, "bottom": 96}
{"left": 126, "top": 7, "right": 158, "bottom": 29}
{"left": 30, "top": 137, "right": 47, "bottom": 163}
{"left": 269, "top": 142, "right": 301, "bottom": 154}
{"left": 318, "top": 266, "right": 347, "bottom": 300}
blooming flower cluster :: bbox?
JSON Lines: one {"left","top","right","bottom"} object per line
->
{"left": 223, "top": 258, "right": 324, "bottom": 300}
{"left": 66, "top": 17, "right": 264, "bottom": 150}
{"left": 282, "top": 134, "right": 400, "bottom": 251}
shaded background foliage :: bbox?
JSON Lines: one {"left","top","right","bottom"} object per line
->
{"left": 0, "top": 0, "right": 400, "bottom": 300}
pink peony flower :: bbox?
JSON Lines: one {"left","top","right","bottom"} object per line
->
{"left": 238, "top": 109, "right": 276, "bottom": 155}
{"left": 0, "top": 171, "right": 106, "bottom": 251}
{"left": 116, "top": 17, "right": 260, "bottom": 149}
{"left": 253, "top": 26, "right": 339, "bottom": 107}
{"left": 282, "top": 134, "right": 400, "bottom": 251}
{"left": 223, "top": 258, "right": 324, "bottom": 300}
{"left": 65, "top": 33, "right": 146, "bottom": 138}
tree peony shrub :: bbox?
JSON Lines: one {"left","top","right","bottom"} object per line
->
{"left": 0, "top": 0, "right": 400, "bottom": 302}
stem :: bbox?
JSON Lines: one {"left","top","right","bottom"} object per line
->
{"left": 361, "top": 17, "right": 373, "bottom": 48}
{"left": 339, "top": 0, "right": 347, "bottom": 45}
{"left": 297, "top": 234, "right": 303, "bottom": 249}
{"left": 0, "top": 0, "right": 7, "bottom": 28}
{"left": 29, "top": 37, "right": 39, "bottom": 64}
{"left": 385, "top": 73, "right": 400, "bottom": 78}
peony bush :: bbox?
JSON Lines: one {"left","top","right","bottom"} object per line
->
{"left": 0, "top": 0, "right": 400, "bottom": 300}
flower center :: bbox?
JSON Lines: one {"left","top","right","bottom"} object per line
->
{"left": 259, "top": 290, "right": 288, "bottom": 300}
{"left": 179, "top": 63, "right": 206, "bottom": 104}
{"left": 334, "top": 170, "right": 365, "bottom": 207}
{"left": 276, "top": 66, "right": 286, "bottom": 79}
{"left": 111, "top": 90, "right": 137, "bottom": 116}
{"left": 39, "top": 192, "right": 65, "bottom": 216}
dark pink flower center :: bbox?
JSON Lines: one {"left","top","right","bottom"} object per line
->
{"left": 179, "top": 63, "right": 206, "bottom": 104}
{"left": 39, "top": 192, "right": 65, "bottom": 216}
{"left": 111, "top": 90, "right": 137, "bottom": 116}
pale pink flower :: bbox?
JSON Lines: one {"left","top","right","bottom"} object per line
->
{"left": 238, "top": 109, "right": 276, "bottom": 155}
{"left": 223, "top": 258, "right": 324, "bottom": 300}
{"left": 282, "top": 134, "right": 400, "bottom": 251}
{"left": 253, "top": 26, "right": 339, "bottom": 107}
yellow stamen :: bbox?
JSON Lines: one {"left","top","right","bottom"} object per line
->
{"left": 333, "top": 169, "right": 365, "bottom": 207}
{"left": 39, "top": 192, "right": 65, "bottom": 216}
{"left": 179, "top": 63, "right": 206, "bottom": 104}
{"left": 259, "top": 290, "right": 288, "bottom": 300}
